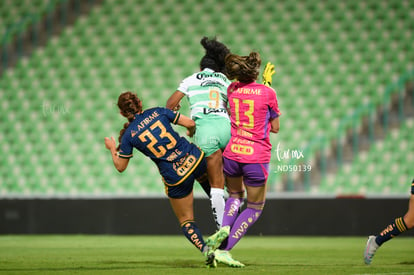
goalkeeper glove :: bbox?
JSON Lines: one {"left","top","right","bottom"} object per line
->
{"left": 262, "top": 62, "right": 275, "bottom": 87}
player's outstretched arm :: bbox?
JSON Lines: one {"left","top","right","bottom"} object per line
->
{"left": 262, "top": 62, "right": 275, "bottom": 87}
{"left": 166, "top": 90, "right": 185, "bottom": 111}
{"left": 176, "top": 114, "right": 196, "bottom": 137}
{"left": 104, "top": 136, "right": 129, "bottom": 172}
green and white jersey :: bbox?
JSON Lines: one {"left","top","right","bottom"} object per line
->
{"left": 177, "top": 68, "right": 231, "bottom": 120}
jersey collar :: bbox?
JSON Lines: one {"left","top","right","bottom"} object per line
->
{"left": 203, "top": 68, "right": 215, "bottom": 73}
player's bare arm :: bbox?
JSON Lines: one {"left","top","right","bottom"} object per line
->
{"left": 166, "top": 90, "right": 185, "bottom": 111}
{"left": 104, "top": 136, "right": 129, "bottom": 172}
{"left": 176, "top": 114, "right": 196, "bottom": 137}
{"left": 270, "top": 117, "right": 280, "bottom": 133}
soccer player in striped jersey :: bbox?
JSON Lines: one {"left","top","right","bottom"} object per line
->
{"left": 105, "top": 91, "right": 216, "bottom": 267}
{"left": 364, "top": 178, "right": 414, "bottom": 265}
{"left": 206, "top": 52, "right": 281, "bottom": 267}
{"left": 167, "top": 37, "right": 231, "bottom": 229}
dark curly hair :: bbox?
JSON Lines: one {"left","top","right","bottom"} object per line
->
{"left": 199, "top": 36, "right": 231, "bottom": 74}
{"left": 116, "top": 91, "right": 143, "bottom": 150}
{"left": 225, "top": 52, "right": 261, "bottom": 83}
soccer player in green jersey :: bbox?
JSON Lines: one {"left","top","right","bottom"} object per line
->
{"left": 167, "top": 37, "right": 231, "bottom": 229}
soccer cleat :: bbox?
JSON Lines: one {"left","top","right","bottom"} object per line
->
{"left": 215, "top": 249, "right": 245, "bottom": 268}
{"left": 364, "top": 235, "right": 379, "bottom": 265}
{"left": 204, "top": 248, "right": 217, "bottom": 268}
{"left": 206, "top": 226, "right": 230, "bottom": 251}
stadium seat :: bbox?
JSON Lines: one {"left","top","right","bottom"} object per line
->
{"left": 319, "top": 118, "right": 413, "bottom": 194}
{"left": 0, "top": 0, "right": 413, "bottom": 196}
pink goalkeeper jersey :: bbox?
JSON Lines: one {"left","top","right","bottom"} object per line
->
{"left": 223, "top": 81, "right": 281, "bottom": 163}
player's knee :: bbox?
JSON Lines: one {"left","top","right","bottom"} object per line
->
{"left": 207, "top": 149, "right": 222, "bottom": 159}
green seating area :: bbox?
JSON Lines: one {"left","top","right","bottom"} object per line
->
{"left": 0, "top": 0, "right": 55, "bottom": 42}
{"left": 0, "top": 0, "right": 413, "bottom": 196}
{"left": 320, "top": 118, "right": 414, "bottom": 195}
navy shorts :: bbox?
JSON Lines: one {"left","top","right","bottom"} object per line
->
{"left": 165, "top": 155, "right": 208, "bottom": 199}
{"left": 223, "top": 157, "right": 269, "bottom": 187}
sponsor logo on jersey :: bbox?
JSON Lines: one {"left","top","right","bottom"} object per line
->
{"left": 196, "top": 72, "right": 228, "bottom": 82}
{"left": 233, "top": 137, "right": 254, "bottom": 145}
{"left": 166, "top": 149, "right": 183, "bottom": 162}
{"left": 235, "top": 88, "right": 262, "bottom": 95}
{"left": 200, "top": 80, "right": 225, "bottom": 88}
{"left": 237, "top": 129, "right": 253, "bottom": 138}
{"left": 203, "top": 108, "right": 227, "bottom": 114}
{"left": 231, "top": 144, "right": 254, "bottom": 155}
{"left": 137, "top": 111, "right": 159, "bottom": 131}
{"left": 176, "top": 155, "right": 196, "bottom": 176}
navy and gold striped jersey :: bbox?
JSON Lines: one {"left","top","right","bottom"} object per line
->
{"left": 119, "top": 107, "right": 204, "bottom": 186}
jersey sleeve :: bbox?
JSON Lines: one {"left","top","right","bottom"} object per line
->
{"left": 119, "top": 134, "right": 133, "bottom": 159}
{"left": 159, "top": 107, "right": 181, "bottom": 124}
{"left": 176, "top": 75, "right": 192, "bottom": 95}
{"left": 267, "top": 87, "right": 282, "bottom": 119}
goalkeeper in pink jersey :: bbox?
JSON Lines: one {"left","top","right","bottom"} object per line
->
{"left": 206, "top": 52, "right": 281, "bottom": 267}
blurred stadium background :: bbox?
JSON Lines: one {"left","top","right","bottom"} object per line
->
{"left": 0, "top": 0, "right": 413, "bottom": 234}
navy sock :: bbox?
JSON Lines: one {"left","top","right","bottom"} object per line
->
{"left": 181, "top": 220, "right": 206, "bottom": 253}
{"left": 375, "top": 217, "right": 408, "bottom": 246}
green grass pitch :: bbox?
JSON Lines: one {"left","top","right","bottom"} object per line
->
{"left": 0, "top": 235, "right": 414, "bottom": 274}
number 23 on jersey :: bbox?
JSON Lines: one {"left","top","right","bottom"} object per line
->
{"left": 138, "top": 121, "right": 177, "bottom": 158}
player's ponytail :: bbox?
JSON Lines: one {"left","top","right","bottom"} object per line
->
{"left": 116, "top": 91, "right": 143, "bottom": 151}
{"left": 225, "top": 52, "right": 261, "bottom": 83}
{"left": 200, "top": 36, "right": 231, "bottom": 73}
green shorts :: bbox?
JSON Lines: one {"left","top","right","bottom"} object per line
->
{"left": 194, "top": 116, "right": 231, "bottom": 157}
